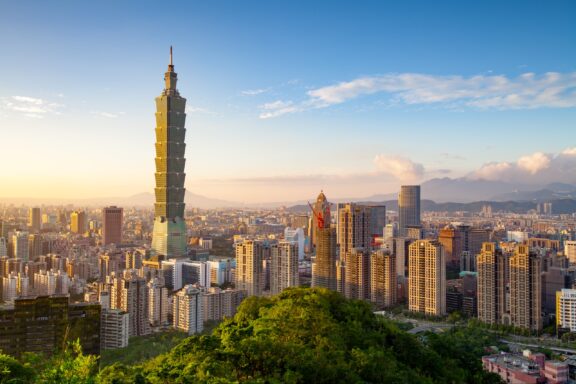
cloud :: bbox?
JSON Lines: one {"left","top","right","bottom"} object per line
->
{"left": 517, "top": 152, "right": 551, "bottom": 174}
{"left": 241, "top": 88, "right": 269, "bottom": 96}
{"left": 258, "top": 71, "right": 576, "bottom": 118}
{"left": 259, "top": 100, "right": 298, "bottom": 119}
{"left": 468, "top": 147, "right": 576, "bottom": 184}
{"left": 91, "top": 111, "right": 124, "bottom": 118}
{"left": 373, "top": 154, "right": 425, "bottom": 181}
{"left": 0, "top": 96, "right": 64, "bottom": 118}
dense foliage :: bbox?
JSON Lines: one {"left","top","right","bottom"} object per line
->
{"left": 1, "top": 288, "right": 503, "bottom": 383}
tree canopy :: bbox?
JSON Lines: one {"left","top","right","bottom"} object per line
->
{"left": 1, "top": 287, "right": 503, "bottom": 383}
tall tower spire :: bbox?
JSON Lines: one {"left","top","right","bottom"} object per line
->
{"left": 152, "top": 47, "right": 188, "bottom": 258}
{"left": 165, "top": 46, "right": 177, "bottom": 91}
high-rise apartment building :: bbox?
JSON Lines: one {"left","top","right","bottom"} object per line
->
{"left": 100, "top": 308, "right": 129, "bottom": 350}
{"left": 112, "top": 270, "right": 150, "bottom": 336}
{"left": 340, "top": 248, "right": 370, "bottom": 301}
{"left": 398, "top": 185, "right": 420, "bottom": 237}
{"left": 12, "top": 231, "right": 29, "bottom": 262}
{"left": 70, "top": 211, "right": 87, "bottom": 234}
{"left": 476, "top": 242, "right": 508, "bottom": 325}
{"left": 2, "top": 272, "right": 28, "bottom": 301}
{"left": 173, "top": 284, "right": 203, "bottom": 335}
{"left": 235, "top": 240, "right": 265, "bottom": 296}
{"left": 509, "top": 245, "right": 542, "bottom": 331}
{"left": 102, "top": 206, "right": 123, "bottom": 246}
{"left": 203, "top": 287, "right": 245, "bottom": 322}
{"left": 557, "top": 289, "right": 576, "bottom": 332}
{"left": 370, "top": 250, "right": 397, "bottom": 308}
{"left": 151, "top": 47, "right": 188, "bottom": 258}
{"left": 565, "top": 241, "right": 576, "bottom": 264}
{"left": 28, "top": 207, "right": 41, "bottom": 233}
{"left": 148, "top": 277, "right": 169, "bottom": 327}
{"left": 34, "top": 270, "right": 70, "bottom": 296}
{"left": 408, "top": 240, "right": 446, "bottom": 316}
{"left": 270, "top": 241, "right": 299, "bottom": 295}
{"left": 337, "top": 203, "right": 372, "bottom": 253}
{"left": 310, "top": 191, "right": 337, "bottom": 291}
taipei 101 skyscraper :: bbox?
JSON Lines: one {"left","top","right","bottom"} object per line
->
{"left": 151, "top": 47, "right": 188, "bottom": 258}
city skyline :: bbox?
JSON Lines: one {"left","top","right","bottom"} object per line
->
{"left": 1, "top": 1, "right": 575, "bottom": 203}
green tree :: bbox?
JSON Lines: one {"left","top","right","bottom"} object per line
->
{"left": 37, "top": 340, "right": 98, "bottom": 384}
{"left": 0, "top": 353, "right": 36, "bottom": 383}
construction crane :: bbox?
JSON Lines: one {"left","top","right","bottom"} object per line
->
{"left": 308, "top": 201, "right": 325, "bottom": 228}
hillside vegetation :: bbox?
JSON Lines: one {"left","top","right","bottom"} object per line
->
{"left": 1, "top": 288, "right": 503, "bottom": 383}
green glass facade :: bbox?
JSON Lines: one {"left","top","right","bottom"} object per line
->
{"left": 151, "top": 48, "right": 188, "bottom": 258}
{"left": 0, "top": 296, "right": 101, "bottom": 357}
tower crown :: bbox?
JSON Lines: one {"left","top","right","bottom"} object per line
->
{"left": 164, "top": 46, "right": 178, "bottom": 91}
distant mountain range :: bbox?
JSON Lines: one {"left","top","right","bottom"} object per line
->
{"left": 420, "top": 178, "right": 576, "bottom": 202}
{"left": 2, "top": 179, "right": 575, "bottom": 210}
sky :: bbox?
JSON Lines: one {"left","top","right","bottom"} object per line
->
{"left": 0, "top": 0, "right": 575, "bottom": 203}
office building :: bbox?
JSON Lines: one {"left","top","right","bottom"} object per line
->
{"left": 0, "top": 237, "right": 7, "bottom": 258}
{"left": 173, "top": 284, "right": 203, "bottom": 335}
{"left": 509, "top": 245, "right": 542, "bottom": 331}
{"left": 408, "top": 240, "right": 446, "bottom": 316}
{"left": 0, "top": 296, "right": 100, "bottom": 358}
{"left": 370, "top": 249, "right": 396, "bottom": 308}
{"left": 383, "top": 223, "right": 397, "bottom": 242}
{"left": 28, "top": 207, "right": 41, "bottom": 233}
{"left": 12, "top": 231, "right": 29, "bottom": 262}
{"left": 102, "top": 206, "right": 123, "bottom": 246}
{"left": 100, "top": 309, "right": 129, "bottom": 350}
{"left": 398, "top": 185, "right": 420, "bottom": 237}
{"left": 438, "top": 225, "right": 463, "bottom": 266}
{"left": 28, "top": 233, "right": 43, "bottom": 259}
{"left": 284, "top": 227, "right": 305, "bottom": 260}
{"left": 476, "top": 242, "right": 508, "bottom": 325}
{"left": 270, "top": 241, "right": 299, "bottom": 295}
{"left": 70, "top": 211, "right": 87, "bottom": 234}
{"left": 337, "top": 203, "right": 372, "bottom": 253}
{"left": 151, "top": 47, "right": 188, "bottom": 258}
{"left": 235, "top": 240, "right": 265, "bottom": 296}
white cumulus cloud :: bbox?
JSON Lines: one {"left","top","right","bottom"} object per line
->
{"left": 258, "top": 71, "right": 576, "bottom": 118}
{"left": 517, "top": 152, "right": 551, "bottom": 174}
{"left": 373, "top": 154, "right": 425, "bottom": 182}
{"left": 468, "top": 147, "right": 576, "bottom": 184}
{"left": 0, "top": 95, "right": 64, "bottom": 118}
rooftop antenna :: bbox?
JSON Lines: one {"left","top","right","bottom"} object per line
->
{"left": 170, "top": 45, "right": 173, "bottom": 66}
